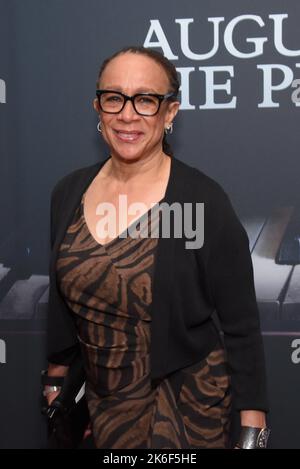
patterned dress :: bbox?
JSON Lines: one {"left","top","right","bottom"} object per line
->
{"left": 56, "top": 193, "right": 232, "bottom": 449}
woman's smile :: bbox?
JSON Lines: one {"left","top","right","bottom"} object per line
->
{"left": 113, "top": 128, "right": 144, "bottom": 143}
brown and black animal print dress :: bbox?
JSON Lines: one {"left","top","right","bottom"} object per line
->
{"left": 56, "top": 192, "right": 232, "bottom": 449}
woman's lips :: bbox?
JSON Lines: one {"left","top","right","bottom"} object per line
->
{"left": 114, "top": 129, "right": 143, "bottom": 143}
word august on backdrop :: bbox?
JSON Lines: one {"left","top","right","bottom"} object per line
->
{"left": 144, "top": 13, "right": 300, "bottom": 109}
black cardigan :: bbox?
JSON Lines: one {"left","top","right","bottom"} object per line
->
{"left": 47, "top": 155, "right": 269, "bottom": 411}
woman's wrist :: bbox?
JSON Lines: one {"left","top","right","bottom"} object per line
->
{"left": 236, "top": 426, "right": 271, "bottom": 449}
{"left": 236, "top": 410, "right": 270, "bottom": 449}
{"left": 43, "top": 384, "right": 62, "bottom": 397}
{"left": 240, "top": 410, "right": 266, "bottom": 427}
{"left": 41, "top": 367, "right": 66, "bottom": 404}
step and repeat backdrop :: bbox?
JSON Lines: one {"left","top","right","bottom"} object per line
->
{"left": 1, "top": 0, "right": 300, "bottom": 448}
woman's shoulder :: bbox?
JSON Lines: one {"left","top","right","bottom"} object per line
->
{"left": 50, "top": 160, "right": 105, "bottom": 202}
{"left": 175, "top": 158, "right": 248, "bottom": 246}
{"left": 173, "top": 156, "right": 230, "bottom": 204}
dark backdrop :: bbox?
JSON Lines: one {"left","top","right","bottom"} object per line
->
{"left": 0, "top": 0, "right": 300, "bottom": 448}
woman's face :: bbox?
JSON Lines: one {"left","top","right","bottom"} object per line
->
{"left": 93, "top": 53, "right": 180, "bottom": 162}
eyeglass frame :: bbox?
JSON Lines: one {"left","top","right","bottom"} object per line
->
{"left": 95, "top": 89, "right": 177, "bottom": 116}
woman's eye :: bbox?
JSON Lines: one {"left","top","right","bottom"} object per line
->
{"left": 138, "top": 97, "right": 155, "bottom": 104}
{"left": 107, "top": 95, "right": 122, "bottom": 102}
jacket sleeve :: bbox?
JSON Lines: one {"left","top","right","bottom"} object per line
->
{"left": 46, "top": 180, "right": 80, "bottom": 365}
{"left": 206, "top": 190, "right": 269, "bottom": 411}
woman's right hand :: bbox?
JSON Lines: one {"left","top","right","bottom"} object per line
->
{"left": 45, "top": 362, "right": 69, "bottom": 406}
{"left": 46, "top": 389, "right": 61, "bottom": 406}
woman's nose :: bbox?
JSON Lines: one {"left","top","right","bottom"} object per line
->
{"left": 117, "top": 99, "right": 139, "bottom": 121}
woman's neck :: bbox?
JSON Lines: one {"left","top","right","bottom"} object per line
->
{"left": 104, "top": 150, "right": 170, "bottom": 186}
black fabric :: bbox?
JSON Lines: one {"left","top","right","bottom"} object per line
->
{"left": 44, "top": 353, "right": 89, "bottom": 449}
{"left": 46, "top": 397, "right": 90, "bottom": 449}
{"left": 48, "top": 344, "right": 80, "bottom": 366}
{"left": 46, "top": 155, "right": 269, "bottom": 412}
{"left": 41, "top": 372, "right": 65, "bottom": 387}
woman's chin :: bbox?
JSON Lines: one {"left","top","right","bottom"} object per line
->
{"left": 113, "top": 147, "right": 146, "bottom": 163}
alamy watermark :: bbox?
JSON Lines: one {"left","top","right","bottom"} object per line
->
{"left": 0, "top": 79, "right": 6, "bottom": 104}
{"left": 94, "top": 195, "right": 204, "bottom": 249}
{"left": 291, "top": 79, "right": 300, "bottom": 105}
{"left": 291, "top": 338, "right": 300, "bottom": 364}
{"left": 0, "top": 339, "right": 6, "bottom": 364}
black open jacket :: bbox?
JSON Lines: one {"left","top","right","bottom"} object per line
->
{"left": 47, "top": 155, "right": 269, "bottom": 412}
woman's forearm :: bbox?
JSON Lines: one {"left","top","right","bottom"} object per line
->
{"left": 47, "top": 362, "right": 69, "bottom": 377}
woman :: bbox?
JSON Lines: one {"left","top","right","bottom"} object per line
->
{"left": 44, "top": 46, "right": 269, "bottom": 449}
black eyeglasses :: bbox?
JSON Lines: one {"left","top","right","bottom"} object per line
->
{"left": 96, "top": 89, "right": 176, "bottom": 116}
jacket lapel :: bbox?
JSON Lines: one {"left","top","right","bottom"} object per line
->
{"left": 149, "top": 156, "right": 178, "bottom": 380}
{"left": 51, "top": 159, "right": 107, "bottom": 257}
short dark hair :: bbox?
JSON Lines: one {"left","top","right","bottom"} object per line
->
{"left": 96, "top": 46, "right": 179, "bottom": 156}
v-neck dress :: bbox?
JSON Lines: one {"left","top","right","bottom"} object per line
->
{"left": 55, "top": 193, "right": 232, "bottom": 449}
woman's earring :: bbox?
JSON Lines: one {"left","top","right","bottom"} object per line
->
{"left": 164, "top": 122, "right": 173, "bottom": 135}
{"left": 97, "top": 120, "right": 102, "bottom": 133}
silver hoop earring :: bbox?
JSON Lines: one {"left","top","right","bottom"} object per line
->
{"left": 164, "top": 122, "right": 173, "bottom": 135}
{"left": 97, "top": 121, "right": 102, "bottom": 133}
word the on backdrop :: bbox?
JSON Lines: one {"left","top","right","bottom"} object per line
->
{"left": 144, "top": 14, "right": 300, "bottom": 109}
